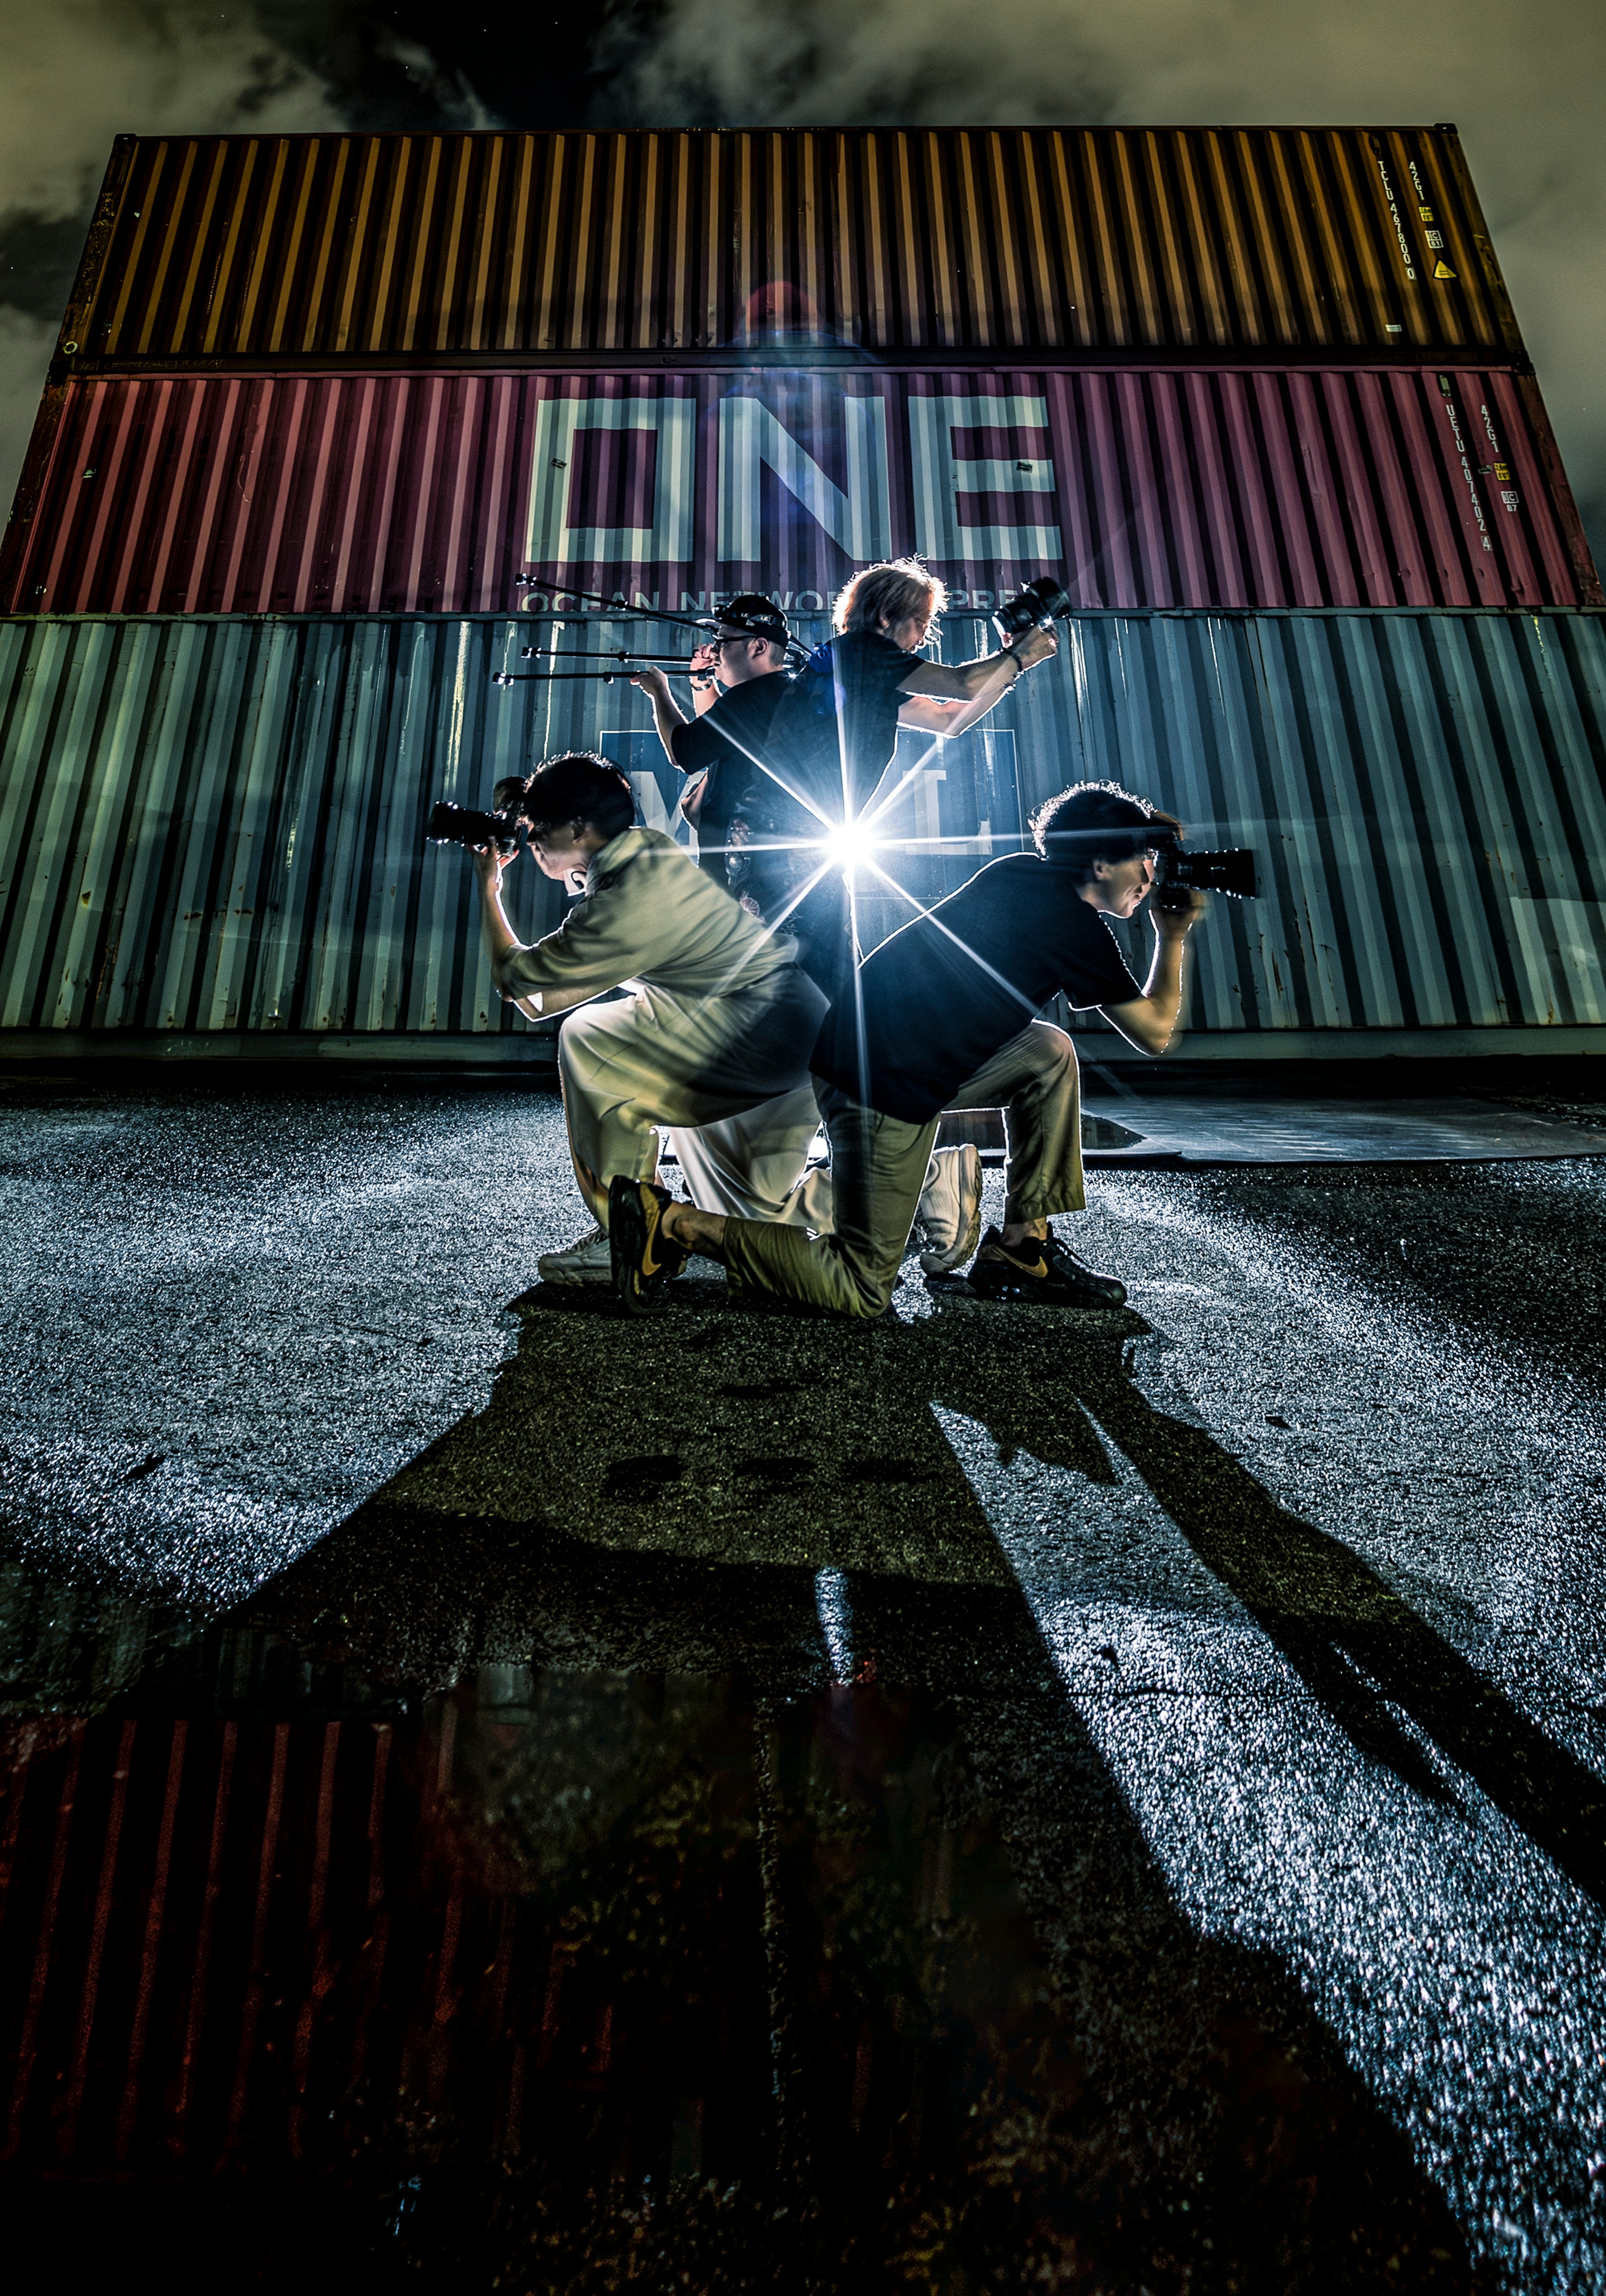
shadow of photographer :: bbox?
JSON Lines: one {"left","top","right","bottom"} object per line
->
{"left": 219, "top": 1281, "right": 1490, "bottom": 2292}
{"left": 913, "top": 1297, "right": 1606, "bottom": 1911}
{"left": 244, "top": 1272, "right": 1606, "bottom": 1919}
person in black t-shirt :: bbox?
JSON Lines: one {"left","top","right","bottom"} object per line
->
{"left": 612, "top": 780, "right": 1208, "bottom": 1321}
{"left": 632, "top": 594, "right": 793, "bottom": 885}
{"left": 730, "top": 558, "right": 1057, "bottom": 996}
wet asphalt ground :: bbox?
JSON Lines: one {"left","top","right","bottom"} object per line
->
{"left": 2, "top": 1071, "right": 1606, "bottom": 2293}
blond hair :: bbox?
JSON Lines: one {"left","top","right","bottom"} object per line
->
{"left": 832, "top": 557, "right": 946, "bottom": 639}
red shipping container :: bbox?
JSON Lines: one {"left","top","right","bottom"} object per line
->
{"left": 4, "top": 363, "right": 1594, "bottom": 617}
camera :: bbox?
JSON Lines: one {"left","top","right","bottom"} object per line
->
{"left": 993, "top": 573, "right": 1072, "bottom": 641}
{"left": 1151, "top": 834, "right": 1258, "bottom": 906}
{"left": 425, "top": 800, "right": 524, "bottom": 859}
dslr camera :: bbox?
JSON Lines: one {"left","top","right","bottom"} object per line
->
{"left": 425, "top": 800, "right": 525, "bottom": 859}
{"left": 1149, "top": 830, "right": 1258, "bottom": 909}
{"left": 993, "top": 573, "right": 1072, "bottom": 641}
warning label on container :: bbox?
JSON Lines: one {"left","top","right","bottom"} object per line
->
{"left": 1481, "top": 404, "right": 1520, "bottom": 510}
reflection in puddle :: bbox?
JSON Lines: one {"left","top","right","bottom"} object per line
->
{"left": 0, "top": 1264, "right": 1501, "bottom": 2290}
{"left": 0, "top": 1615, "right": 1477, "bottom": 2291}
{"left": 0, "top": 1666, "right": 1100, "bottom": 2285}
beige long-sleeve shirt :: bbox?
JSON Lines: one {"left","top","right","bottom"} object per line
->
{"left": 501, "top": 827, "right": 800, "bottom": 1014}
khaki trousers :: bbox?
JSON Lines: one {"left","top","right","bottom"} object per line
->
{"left": 723, "top": 1019, "right": 1085, "bottom": 1318}
{"left": 671, "top": 1098, "right": 971, "bottom": 1231}
{"left": 668, "top": 1087, "right": 834, "bottom": 1229}
{"left": 558, "top": 971, "right": 826, "bottom": 1230}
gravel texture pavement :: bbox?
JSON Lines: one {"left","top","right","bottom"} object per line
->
{"left": 2, "top": 1074, "right": 1604, "bottom": 2293}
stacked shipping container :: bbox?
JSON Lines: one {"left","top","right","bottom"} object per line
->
{"left": 1, "top": 126, "right": 1602, "bottom": 1055}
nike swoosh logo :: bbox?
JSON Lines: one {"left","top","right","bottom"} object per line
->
{"left": 981, "top": 1248, "right": 1046, "bottom": 1280}
{"left": 640, "top": 1192, "right": 667, "bottom": 1279}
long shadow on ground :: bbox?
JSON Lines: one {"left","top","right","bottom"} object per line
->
{"left": 113, "top": 1274, "right": 1596, "bottom": 2288}
{"left": 244, "top": 1277, "right": 1606, "bottom": 1911}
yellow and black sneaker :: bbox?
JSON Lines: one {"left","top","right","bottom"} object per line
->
{"left": 967, "top": 1225, "right": 1127, "bottom": 1308}
{"left": 608, "top": 1175, "right": 689, "bottom": 1315}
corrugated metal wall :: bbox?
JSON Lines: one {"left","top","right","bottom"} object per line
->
{"left": 0, "top": 615, "right": 562, "bottom": 1037}
{"left": 59, "top": 128, "right": 1518, "bottom": 369}
{"left": 3, "top": 611, "right": 1603, "bottom": 1044}
{"left": 1015, "top": 611, "right": 1606, "bottom": 1034}
{"left": 5, "top": 121, "right": 1600, "bottom": 1057}
{"left": 7, "top": 365, "right": 1587, "bottom": 619}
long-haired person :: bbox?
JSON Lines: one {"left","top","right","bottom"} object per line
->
{"left": 731, "top": 557, "right": 1057, "bottom": 995}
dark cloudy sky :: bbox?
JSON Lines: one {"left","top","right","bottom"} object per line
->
{"left": 3, "top": 0, "right": 1603, "bottom": 567}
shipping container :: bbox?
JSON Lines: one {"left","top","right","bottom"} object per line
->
{"left": 0, "top": 614, "right": 565, "bottom": 1042}
{"left": 3, "top": 610, "right": 1603, "bottom": 1053}
{"left": 54, "top": 127, "right": 1521, "bottom": 373}
{"left": 6, "top": 365, "right": 1594, "bottom": 619}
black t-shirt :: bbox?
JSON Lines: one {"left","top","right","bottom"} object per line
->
{"left": 762, "top": 628, "right": 920, "bottom": 824}
{"left": 672, "top": 673, "right": 791, "bottom": 856}
{"left": 811, "top": 854, "right": 1145, "bottom": 1122}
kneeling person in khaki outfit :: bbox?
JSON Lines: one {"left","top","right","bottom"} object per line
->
{"left": 611, "top": 780, "right": 1205, "bottom": 1316}
{"left": 471, "top": 753, "right": 829, "bottom": 1286}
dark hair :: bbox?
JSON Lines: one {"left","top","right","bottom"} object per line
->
{"left": 512, "top": 752, "right": 635, "bottom": 842}
{"left": 1030, "top": 779, "right": 1177, "bottom": 876}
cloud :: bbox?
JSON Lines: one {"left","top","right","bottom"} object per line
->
{"left": 0, "top": 0, "right": 346, "bottom": 517}
{"left": 0, "top": 0, "right": 343, "bottom": 224}
{"left": 600, "top": 0, "right": 1606, "bottom": 565}
{"left": 370, "top": 28, "right": 502, "bottom": 129}
{"left": 0, "top": 307, "right": 57, "bottom": 538}
{"left": 0, "top": 0, "right": 509, "bottom": 519}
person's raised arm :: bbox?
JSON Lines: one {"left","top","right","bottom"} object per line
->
{"left": 688, "top": 642, "right": 721, "bottom": 718}
{"left": 895, "top": 621, "right": 1057, "bottom": 708}
{"left": 471, "top": 844, "right": 546, "bottom": 1019}
{"left": 632, "top": 643, "right": 720, "bottom": 765}
{"left": 630, "top": 666, "right": 691, "bottom": 766}
{"left": 1100, "top": 891, "right": 1206, "bottom": 1055}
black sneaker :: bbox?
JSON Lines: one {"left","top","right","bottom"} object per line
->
{"left": 608, "top": 1175, "right": 688, "bottom": 1315}
{"left": 967, "top": 1225, "right": 1128, "bottom": 1308}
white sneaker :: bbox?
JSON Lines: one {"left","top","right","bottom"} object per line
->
{"left": 537, "top": 1228, "right": 613, "bottom": 1286}
{"left": 915, "top": 1144, "right": 984, "bottom": 1275}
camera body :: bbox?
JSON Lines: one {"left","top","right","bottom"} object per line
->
{"left": 1150, "top": 834, "right": 1258, "bottom": 907}
{"left": 425, "top": 801, "right": 524, "bottom": 859}
{"left": 993, "top": 573, "right": 1072, "bottom": 642}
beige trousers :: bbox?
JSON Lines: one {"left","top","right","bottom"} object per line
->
{"left": 558, "top": 971, "right": 826, "bottom": 1229}
{"left": 670, "top": 1097, "right": 971, "bottom": 1231}
{"left": 722, "top": 1019, "right": 1084, "bottom": 1318}
{"left": 668, "top": 1087, "right": 834, "bottom": 1229}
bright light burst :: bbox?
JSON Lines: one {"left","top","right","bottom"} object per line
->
{"left": 821, "top": 818, "right": 882, "bottom": 873}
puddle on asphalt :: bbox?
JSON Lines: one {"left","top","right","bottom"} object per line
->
{"left": 0, "top": 1553, "right": 1481, "bottom": 2293}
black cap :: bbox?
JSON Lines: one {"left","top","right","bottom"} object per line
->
{"left": 712, "top": 592, "right": 790, "bottom": 645}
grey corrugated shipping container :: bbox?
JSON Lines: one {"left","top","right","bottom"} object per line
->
{"left": 3, "top": 611, "right": 1603, "bottom": 1059}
